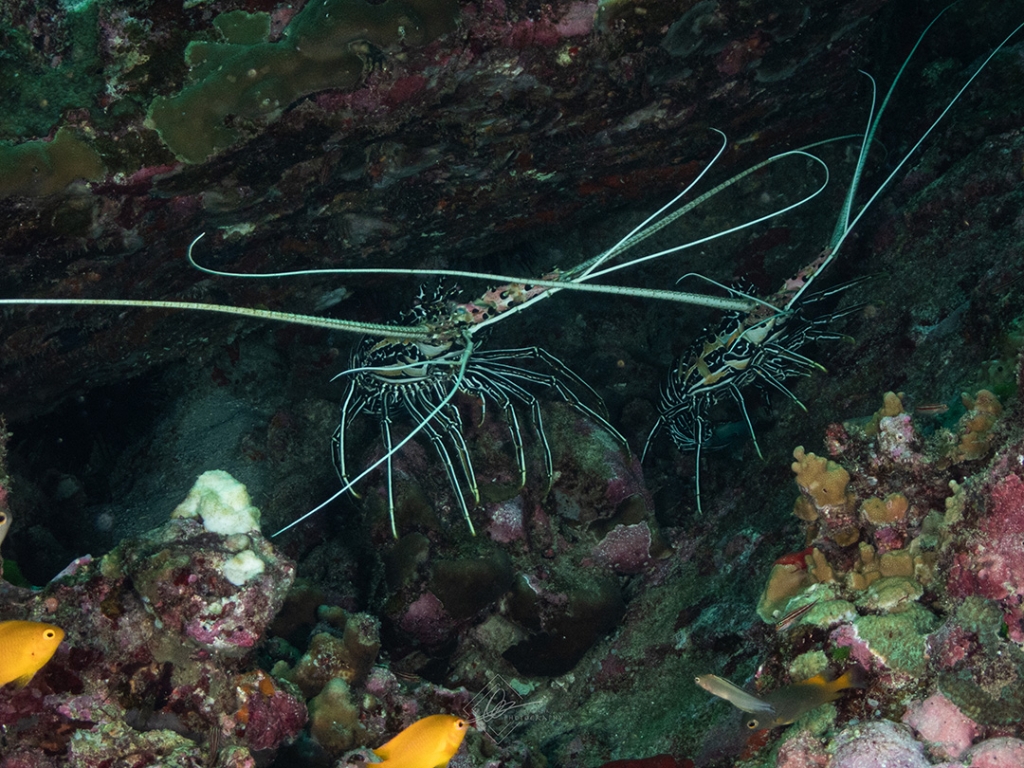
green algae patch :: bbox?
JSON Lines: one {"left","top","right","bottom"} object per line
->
{"left": 806, "top": 598, "right": 856, "bottom": 629}
{"left": 0, "top": 127, "right": 106, "bottom": 198}
{"left": 854, "top": 602, "right": 936, "bottom": 677}
{"left": 856, "top": 576, "right": 923, "bottom": 613}
{"left": 147, "top": 0, "right": 460, "bottom": 164}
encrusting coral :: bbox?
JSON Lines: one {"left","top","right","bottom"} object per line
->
{"left": 146, "top": 0, "right": 460, "bottom": 163}
{"left": 0, "top": 127, "right": 106, "bottom": 198}
{"left": 746, "top": 375, "right": 1024, "bottom": 766}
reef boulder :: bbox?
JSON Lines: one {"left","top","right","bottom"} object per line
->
{"left": 0, "top": 470, "right": 305, "bottom": 762}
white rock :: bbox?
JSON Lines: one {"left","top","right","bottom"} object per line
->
{"left": 222, "top": 549, "right": 266, "bottom": 586}
{"left": 171, "top": 470, "right": 261, "bottom": 535}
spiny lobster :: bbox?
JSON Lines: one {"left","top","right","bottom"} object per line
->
{"left": 641, "top": 7, "right": 1024, "bottom": 512}
{"left": 183, "top": 148, "right": 821, "bottom": 539}
{"left": 1, "top": 7, "right": 1019, "bottom": 538}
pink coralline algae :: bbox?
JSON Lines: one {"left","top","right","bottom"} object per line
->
{"left": 831, "top": 721, "right": 931, "bottom": 768}
{"left": 398, "top": 591, "right": 456, "bottom": 647}
{"left": 498, "top": 0, "right": 596, "bottom": 51}
{"left": 236, "top": 671, "right": 309, "bottom": 752}
{"left": 830, "top": 622, "right": 882, "bottom": 671}
{"left": 947, "top": 471, "right": 1024, "bottom": 639}
{"left": 121, "top": 516, "right": 294, "bottom": 656}
{"left": 485, "top": 497, "right": 527, "bottom": 544}
{"left": 876, "top": 413, "right": 923, "bottom": 465}
{"left": 902, "top": 692, "right": 981, "bottom": 760}
{"left": 775, "top": 731, "right": 829, "bottom": 768}
{"left": 591, "top": 522, "right": 655, "bottom": 575}
{"left": 554, "top": 0, "right": 597, "bottom": 36}
{"left": 962, "top": 737, "right": 1024, "bottom": 768}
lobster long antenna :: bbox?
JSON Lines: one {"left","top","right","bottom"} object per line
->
{"left": 788, "top": 7, "right": 1024, "bottom": 309}
{"left": 573, "top": 128, "right": 730, "bottom": 280}
{"left": 0, "top": 295, "right": 434, "bottom": 340}
{"left": 186, "top": 234, "right": 754, "bottom": 315}
{"left": 579, "top": 150, "right": 830, "bottom": 283}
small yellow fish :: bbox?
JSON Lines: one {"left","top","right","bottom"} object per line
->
{"left": 696, "top": 667, "right": 867, "bottom": 730}
{"left": 0, "top": 510, "right": 11, "bottom": 549}
{"left": 0, "top": 620, "right": 65, "bottom": 688}
{"left": 373, "top": 714, "right": 469, "bottom": 768}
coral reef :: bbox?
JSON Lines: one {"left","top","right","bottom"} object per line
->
{"left": 0, "top": 2, "right": 1023, "bottom": 768}
{"left": 735, "top": 377, "right": 1024, "bottom": 765}
{"left": 0, "top": 471, "right": 305, "bottom": 762}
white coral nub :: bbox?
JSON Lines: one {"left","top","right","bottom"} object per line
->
{"left": 171, "top": 470, "right": 262, "bottom": 535}
{"left": 223, "top": 550, "right": 266, "bottom": 586}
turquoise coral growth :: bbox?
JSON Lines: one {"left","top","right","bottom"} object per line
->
{"left": 146, "top": 0, "right": 460, "bottom": 163}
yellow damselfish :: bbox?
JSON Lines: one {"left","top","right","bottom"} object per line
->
{"left": 373, "top": 714, "right": 469, "bottom": 768}
{"left": 0, "top": 510, "right": 12, "bottom": 549}
{"left": 0, "top": 620, "right": 65, "bottom": 688}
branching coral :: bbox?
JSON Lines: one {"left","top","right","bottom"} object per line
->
{"left": 953, "top": 389, "right": 1002, "bottom": 462}
{"left": 791, "top": 446, "right": 859, "bottom": 546}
